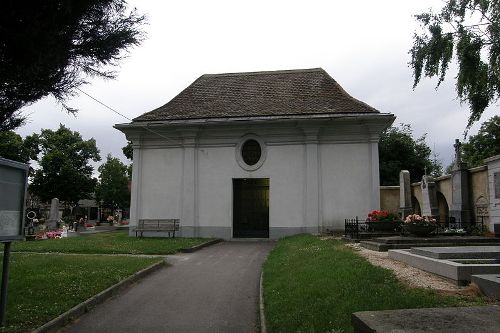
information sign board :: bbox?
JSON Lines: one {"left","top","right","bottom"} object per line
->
{"left": 0, "top": 158, "right": 28, "bottom": 241}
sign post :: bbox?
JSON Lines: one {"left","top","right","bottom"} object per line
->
{"left": 0, "top": 158, "right": 29, "bottom": 326}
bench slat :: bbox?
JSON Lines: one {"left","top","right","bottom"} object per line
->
{"left": 134, "top": 219, "right": 180, "bottom": 238}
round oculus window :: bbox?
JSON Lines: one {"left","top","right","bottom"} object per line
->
{"left": 241, "top": 139, "right": 262, "bottom": 166}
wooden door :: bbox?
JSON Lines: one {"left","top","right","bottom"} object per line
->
{"left": 233, "top": 178, "right": 269, "bottom": 238}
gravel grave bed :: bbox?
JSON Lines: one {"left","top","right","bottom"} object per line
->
{"left": 341, "top": 242, "right": 481, "bottom": 297}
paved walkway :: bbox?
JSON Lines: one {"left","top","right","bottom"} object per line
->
{"left": 61, "top": 241, "right": 274, "bottom": 333}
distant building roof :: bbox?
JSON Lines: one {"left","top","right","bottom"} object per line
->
{"left": 133, "top": 68, "right": 380, "bottom": 122}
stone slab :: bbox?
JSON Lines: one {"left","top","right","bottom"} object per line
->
{"left": 388, "top": 249, "right": 500, "bottom": 285}
{"left": 471, "top": 274, "right": 500, "bottom": 300}
{"left": 360, "top": 240, "right": 500, "bottom": 252}
{"left": 373, "top": 236, "right": 500, "bottom": 245}
{"left": 352, "top": 306, "right": 500, "bottom": 333}
{"left": 411, "top": 246, "right": 500, "bottom": 259}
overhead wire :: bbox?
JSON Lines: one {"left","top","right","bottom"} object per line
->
{"left": 75, "top": 87, "right": 178, "bottom": 144}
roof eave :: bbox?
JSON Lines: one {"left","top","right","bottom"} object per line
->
{"left": 115, "top": 112, "right": 395, "bottom": 130}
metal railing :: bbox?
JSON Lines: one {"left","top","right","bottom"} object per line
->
{"left": 344, "top": 215, "right": 488, "bottom": 239}
{"left": 432, "top": 216, "right": 487, "bottom": 235}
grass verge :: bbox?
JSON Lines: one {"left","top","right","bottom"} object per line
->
{"left": 12, "top": 230, "right": 211, "bottom": 255}
{"left": 1, "top": 253, "right": 161, "bottom": 333}
{"left": 263, "top": 234, "right": 489, "bottom": 333}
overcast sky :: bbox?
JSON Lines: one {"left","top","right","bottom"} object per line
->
{"left": 15, "top": 0, "right": 498, "bottom": 170}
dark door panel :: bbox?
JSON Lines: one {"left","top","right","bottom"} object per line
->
{"left": 233, "top": 178, "right": 269, "bottom": 238}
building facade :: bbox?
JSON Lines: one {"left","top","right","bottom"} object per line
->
{"left": 116, "top": 68, "right": 394, "bottom": 239}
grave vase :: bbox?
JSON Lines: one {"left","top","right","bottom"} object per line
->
{"left": 406, "top": 224, "right": 436, "bottom": 237}
{"left": 366, "top": 220, "right": 401, "bottom": 232}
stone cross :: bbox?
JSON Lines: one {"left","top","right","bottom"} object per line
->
{"left": 421, "top": 175, "right": 439, "bottom": 217}
{"left": 454, "top": 139, "right": 462, "bottom": 165}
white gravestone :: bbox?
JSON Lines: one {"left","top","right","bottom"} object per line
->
{"left": 46, "top": 198, "right": 59, "bottom": 229}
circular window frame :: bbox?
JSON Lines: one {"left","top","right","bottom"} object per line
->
{"left": 235, "top": 134, "right": 267, "bottom": 171}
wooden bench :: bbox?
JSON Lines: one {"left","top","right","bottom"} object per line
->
{"left": 134, "top": 219, "right": 180, "bottom": 238}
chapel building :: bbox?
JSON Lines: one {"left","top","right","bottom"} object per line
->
{"left": 116, "top": 68, "right": 395, "bottom": 239}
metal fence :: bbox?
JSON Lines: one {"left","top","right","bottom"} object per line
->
{"left": 432, "top": 216, "right": 487, "bottom": 235}
{"left": 344, "top": 216, "right": 488, "bottom": 239}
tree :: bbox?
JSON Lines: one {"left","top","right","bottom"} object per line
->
{"left": 0, "top": 0, "right": 146, "bottom": 131}
{"left": 30, "top": 125, "right": 101, "bottom": 204}
{"left": 409, "top": 0, "right": 499, "bottom": 131}
{"left": 122, "top": 141, "right": 133, "bottom": 178}
{"left": 122, "top": 141, "right": 133, "bottom": 160}
{"left": 461, "top": 115, "right": 500, "bottom": 167}
{"left": 95, "top": 154, "right": 130, "bottom": 211}
{"left": 379, "top": 124, "right": 442, "bottom": 185}
{"left": 0, "top": 131, "right": 40, "bottom": 163}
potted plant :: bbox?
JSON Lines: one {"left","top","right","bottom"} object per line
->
{"left": 404, "top": 214, "right": 437, "bottom": 237}
{"left": 365, "top": 210, "right": 402, "bottom": 232}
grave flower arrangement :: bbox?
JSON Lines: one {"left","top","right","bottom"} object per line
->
{"left": 367, "top": 210, "right": 400, "bottom": 222}
{"left": 404, "top": 214, "right": 437, "bottom": 236}
{"left": 404, "top": 214, "right": 437, "bottom": 226}
{"left": 366, "top": 210, "right": 401, "bottom": 232}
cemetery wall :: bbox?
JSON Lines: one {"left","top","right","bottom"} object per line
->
{"left": 380, "top": 186, "right": 399, "bottom": 213}
{"left": 469, "top": 166, "right": 489, "bottom": 217}
{"left": 380, "top": 165, "right": 491, "bottom": 226}
{"left": 485, "top": 155, "right": 500, "bottom": 227}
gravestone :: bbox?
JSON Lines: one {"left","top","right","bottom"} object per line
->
{"left": 420, "top": 175, "right": 439, "bottom": 217}
{"left": 46, "top": 198, "right": 59, "bottom": 229}
{"left": 450, "top": 139, "right": 472, "bottom": 223}
{"left": 399, "top": 170, "right": 412, "bottom": 219}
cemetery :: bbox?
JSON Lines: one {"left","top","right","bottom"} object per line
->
{"left": 340, "top": 146, "right": 500, "bottom": 331}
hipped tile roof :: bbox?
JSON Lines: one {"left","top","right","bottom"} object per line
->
{"left": 133, "top": 68, "right": 380, "bottom": 122}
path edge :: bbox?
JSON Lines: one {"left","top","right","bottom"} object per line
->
{"left": 180, "top": 238, "right": 223, "bottom": 253}
{"left": 32, "top": 260, "right": 166, "bottom": 333}
{"left": 260, "top": 271, "right": 267, "bottom": 333}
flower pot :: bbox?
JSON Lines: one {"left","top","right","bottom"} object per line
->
{"left": 366, "top": 220, "right": 401, "bottom": 232}
{"left": 406, "top": 224, "right": 436, "bottom": 237}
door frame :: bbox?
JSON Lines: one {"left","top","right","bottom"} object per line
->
{"left": 232, "top": 178, "right": 270, "bottom": 238}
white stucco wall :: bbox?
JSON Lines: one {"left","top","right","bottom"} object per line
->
{"left": 119, "top": 115, "right": 393, "bottom": 239}
{"left": 321, "top": 142, "right": 378, "bottom": 229}
{"left": 195, "top": 143, "right": 305, "bottom": 237}
{"left": 138, "top": 148, "right": 183, "bottom": 219}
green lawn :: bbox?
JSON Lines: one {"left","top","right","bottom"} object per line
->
{"left": 1, "top": 253, "right": 162, "bottom": 333}
{"left": 263, "top": 234, "right": 488, "bottom": 333}
{"left": 12, "top": 230, "right": 211, "bottom": 255}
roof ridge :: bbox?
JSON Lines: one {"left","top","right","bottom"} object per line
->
{"left": 200, "top": 68, "right": 325, "bottom": 78}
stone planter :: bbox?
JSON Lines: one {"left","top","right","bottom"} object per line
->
{"left": 366, "top": 220, "right": 401, "bottom": 232}
{"left": 406, "top": 224, "right": 436, "bottom": 237}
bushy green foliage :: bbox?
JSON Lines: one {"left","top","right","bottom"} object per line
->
{"left": 263, "top": 235, "right": 486, "bottom": 333}
{"left": 0, "top": 0, "right": 146, "bottom": 131}
{"left": 0, "top": 131, "right": 39, "bottom": 163}
{"left": 122, "top": 141, "right": 133, "bottom": 160}
{"left": 379, "top": 124, "right": 441, "bottom": 185}
{"left": 410, "top": 0, "right": 500, "bottom": 130}
{"left": 29, "top": 125, "right": 100, "bottom": 204}
{"left": 461, "top": 115, "right": 500, "bottom": 167}
{"left": 95, "top": 154, "right": 130, "bottom": 210}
